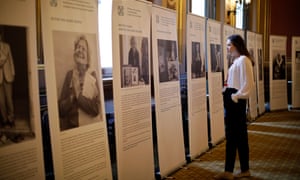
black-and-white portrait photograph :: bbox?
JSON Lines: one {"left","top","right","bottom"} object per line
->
{"left": 272, "top": 50, "right": 286, "bottom": 80}
{"left": 0, "top": 25, "right": 35, "bottom": 147}
{"left": 296, "top": 51, "right": 300, "bottom": 64}
{"left": 249, "top": 48, "right": 254, "bottom": 61}
{"left": 257, "top": 48, "right": 263, "bottom": 81}
{"left": 157, "top": 39, "right": 179, "bottom": 83}
{"left": 191, "top": 42, "right": 205, "bottom": 78}
{"left": 210, "top": 43, "right": 222, "bottom": 72}
{"left": 119, "top": 35, "right": 150, "bottom": 88}
{"left": 122, "top": 65, "right": 139, "bottom": 87}
{"left": 53, "top": 31, "right": 103, "bottom": 131}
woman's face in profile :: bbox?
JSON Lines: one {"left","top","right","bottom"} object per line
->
{"left": 74, "top": 39, "right": 88, "bottom": 65}
{"left": 226, "top": 39, "right": 238, "bottom": 57}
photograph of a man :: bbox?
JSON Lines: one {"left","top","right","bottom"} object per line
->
{"left": 0, "top": 25, "right": 34, "bottom": 146}
{"left": 0, "top": 27, "right": 15, "bottom": 129}
{"left": 210, "top": 44, "right": 222, "bottom": 72}
{"left": 157, "top": 39, "right": 179, "bottom": 83}
{"left": 191, "top": 42, "right": 205, "bottom": 78}
{"left": 272, "top": 52, "right": 286, "bottom": 80}
{"left": 141, "top": 38, "right": 149, "bottom": 84}
{"left": 167, "top": 41, "right": 178, "bottom": 81}
{"left": 120, "top": 35, "right": 149, "bottom": 88}
{"left": 128, "top": 36, "right": 140, "bottom": 77}
{"left": 158, "top": 42, "right": 168, "bottom": 82}
{"left": 55, "top": 33, "right": 102, "bottom": 131}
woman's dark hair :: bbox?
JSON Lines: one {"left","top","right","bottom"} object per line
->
{"left": 227, "top": 34, "right": 255, "bottom": 66}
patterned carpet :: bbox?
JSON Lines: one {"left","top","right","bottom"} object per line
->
{"left": 167, "top": 110, "right": 300, "bottom": 180}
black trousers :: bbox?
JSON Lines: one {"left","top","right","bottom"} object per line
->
{"left": 223, "top": 88, "right": 249, "bottom": 172}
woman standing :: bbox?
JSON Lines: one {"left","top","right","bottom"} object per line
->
{"left": 215, "top": 34, "right": 255, "bottom": 180}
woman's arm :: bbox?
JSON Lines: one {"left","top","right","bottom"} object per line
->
{"left": 231, "top": 56, "right": 254, "bottom": 102}
{"left": 77, "top": 71, "right": 100, "bottom": 116}
{"left": 58, "top": 71, "right": 76, "bottom": 117}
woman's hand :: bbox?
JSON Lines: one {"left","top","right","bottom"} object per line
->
{"left": 231, "top": 93, "right": 238, "bottom": 103}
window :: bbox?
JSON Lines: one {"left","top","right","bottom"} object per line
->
{"left": 191, "top": 0, "right": 205, "bottom": 16}
{"left": 98, "top": 0, "right": 113, "bottom": 78}
{"left": 235, "top": 2, "right": 243, "bottom": 29}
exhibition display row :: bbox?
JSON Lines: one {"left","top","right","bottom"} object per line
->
{"left": 1, "top": 1, "right": 299, "bottom": 180}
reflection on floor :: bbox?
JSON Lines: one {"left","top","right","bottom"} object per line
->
{"left": 167, "top": 110, "right": 300, "bottom": 180}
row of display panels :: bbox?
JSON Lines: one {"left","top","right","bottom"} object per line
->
{"left": 1, "top": 0, "right": 299, "bottom": 180}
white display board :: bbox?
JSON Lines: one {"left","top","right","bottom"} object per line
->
{"left": 235, "top": 28, "right": 245, "bottom": 39}
{"left": 256, "top": 33, "right": 266, "bottom": 114}
{"left": 291, "top": 36, "right": 300, "bottom": 109}
{"left": 269, "top": 35, "right": 288, "bottom": 111}
{"left": 246, "top": 31, "right": 258, "bottom": 120}
{"left": 0, "top": 1, "right": 45, "bottom": 179}
{"left": 206, "top": 19, "right": 225, "bottom": 145}
{"left": 186, "top": 14, "right": 208, "bottom": 159}
{"left": 152, "top": 5, "right": 186, "bottom": 177}
{"left": 41, "top": 1, "right": 112, "bottom": 179}
{"left": 111, "top": 1, "right": 155, "bottom": 179}
{"left": 223, "top": 24, "right": 235, "bottom": 80}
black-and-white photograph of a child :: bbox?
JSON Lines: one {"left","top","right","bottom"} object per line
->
{"left": 295, "top": 51, "right": 300, "bottom": 64}
{"left": 257, "top": 48, "right": 263, "bottom": 81}
{"left": 210, "top": 43, "right": 222, "bottom": 72}
{"left": 157, "top": 39, "right": 179, "bottom": 83}
{"left": 191, "top": 42, "right": 205, "bottom": 78}
{"left": 53, "top": 31, "right": 102, "bottom": 131}
{"left": 120, "top": 35, "right": 149, "bottom": 88}
{"left": 272, "top": 51, "right": 286, "bottom": 80}
{"left": 0, "top": 25, "right": 34, "bottom": 147}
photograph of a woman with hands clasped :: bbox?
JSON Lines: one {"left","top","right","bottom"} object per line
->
{"left": 215, "top": 34, "right": 255, "bottom": 180}
{"left": 58, "top": 35, "right": 101, "bottom": 131}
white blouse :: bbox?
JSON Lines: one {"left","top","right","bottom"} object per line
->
{"left": 227, "top": 55, "right": 255, "bottom": 100}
